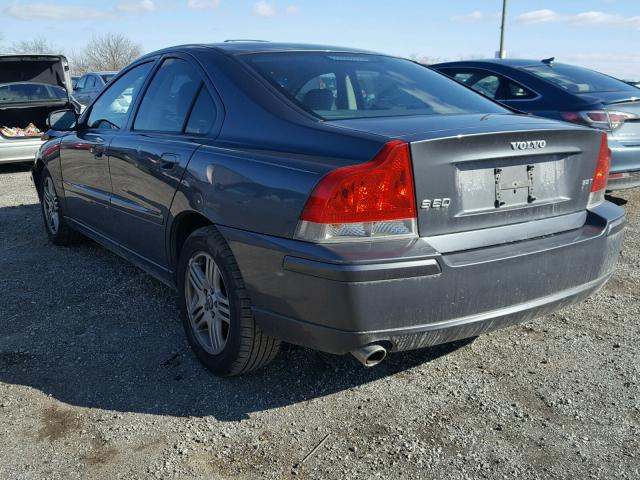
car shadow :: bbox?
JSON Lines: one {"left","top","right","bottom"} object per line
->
{"left": 605, "top": 193, "right": 628, "bottom": 206}
{"left": 0, "top": 162, "right": 32, "bottom": 174}
{"left": 0, "top": 202, "right": 474, "bottom": 422}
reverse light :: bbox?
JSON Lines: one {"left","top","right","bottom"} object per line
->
{"left": 560, "top": 110, "right": 638, "bottom": 130}
{"left": 588, "top": 132, "right": 611, "bottom": 208}
{"left": 295, "top": 140, "right": 417, "bottom": 243}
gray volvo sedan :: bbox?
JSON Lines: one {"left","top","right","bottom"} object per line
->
{"left": 33, "top": 43, "right": 625, "bottom": 376}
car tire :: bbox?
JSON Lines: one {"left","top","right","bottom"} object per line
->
{"left": 39, "top": 169, "right": 83, "bottom": 246}
{"left": 177, "top": 226, "right": 281, "bottom": 376}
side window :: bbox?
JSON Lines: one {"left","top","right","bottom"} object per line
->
{"left": 185, "top": 87, "right": 217, "bottom": 135}
{"left": 473, "top": 75, "right": 500, "bottom": 98}
{"left": 85, "top": 76, "right": 96, "bottom": 89}
{"left": 87, "top": 62, "right": 153, "bottom": 130}
{"left": 448, "top": 69, "right": 536, "bottom": 101}
{"left": 75, "top": 76, "right": 86, "bottom": 91}
{"left": 134, "top": 58, "right": 201, "bottom": 133}
{"left": 505, "top": 81, "right": 536, "bottom": 100}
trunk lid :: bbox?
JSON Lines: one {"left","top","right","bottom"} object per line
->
{"left": 329, "top": 114, "right": 601, "bottom": 241}
{"left": 0, "top": 54, "right": 72, "bottom": 92}
{"left": 577, "top": 92, "right": 640, "bottom": 145}
{"left": 409, "top": 128, "right": 600, "bottom": 238}
{"left": 604, "top": 99, "right": 640, "bottom": 146}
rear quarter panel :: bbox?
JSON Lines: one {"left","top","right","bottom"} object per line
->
{"left": 169, "top": 145, "right": 340, "bottom": 239}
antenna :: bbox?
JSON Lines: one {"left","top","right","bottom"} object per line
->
{"left": 541, "top": 57, "right": 555, "bottom": 65}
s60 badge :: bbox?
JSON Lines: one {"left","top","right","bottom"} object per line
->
{"left": 421, "top": 198, "right": 451, "bottom": 210}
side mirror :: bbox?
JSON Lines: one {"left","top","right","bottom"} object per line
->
{"left": 47, "top": 109, "right": 78, "bottom": 131}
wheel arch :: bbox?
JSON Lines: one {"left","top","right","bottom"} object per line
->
{"left": 168, "top": 210, "right": 216, "bottom": 276}
{"left": 32, "top": 157, "right": 46, "bottom": 198}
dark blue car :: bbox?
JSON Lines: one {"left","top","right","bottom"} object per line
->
{"left": 432, "top": 59, "right": 640, "bottom": 190}
{"left": 33, "top": 44, "right": 624, "bottom": 376}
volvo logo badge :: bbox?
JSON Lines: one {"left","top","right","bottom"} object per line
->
{"left": 510, "top": 140, "right": 547, "bottom": 150}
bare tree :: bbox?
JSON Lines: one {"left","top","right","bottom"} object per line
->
{"left": 73, "top": 33, "right": 143, "bottom": 74}
{"left": 408, "top": 54, "right": 447, "bottom": 66}
{"left": 8, "top": 36, "right": 57, "bottom": 54}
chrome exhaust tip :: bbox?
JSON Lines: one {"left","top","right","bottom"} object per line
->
{"left": 351, "top": 344, "right": 387, "bottom": 367}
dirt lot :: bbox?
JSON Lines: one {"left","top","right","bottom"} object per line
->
{"left": 0, "top": 163, "right": 638, "bottom": 479}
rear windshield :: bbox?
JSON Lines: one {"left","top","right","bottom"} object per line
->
{"left": 0, "top": 82, "right": 67, "bottom": 104}
{"left": 244, "top": 52, "right": 508, "bottom": 120}
{"left": 521, "top": 64, "right": 638, "bottom": 94}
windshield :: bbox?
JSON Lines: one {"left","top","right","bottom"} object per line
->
{"left": 0, "top": 82, "right": 67, "bottom": 104}
{"left": 244, "top": 52, "right": 508, "bottom": 120}
{"left": 101, "top": 74, "right": 116, "bottom": 84}
{"left": 521, "top": 64, "right": 638, "bottom": 94}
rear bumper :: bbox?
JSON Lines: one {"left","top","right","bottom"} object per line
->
{"left": 0, "top": 138, "right": 43, "bottom": 163}
{"left": 220, "top": 202, "right": 625, "bottom": 355}
{"left": 608, "top": 140, "right": 640, "bottom": 190}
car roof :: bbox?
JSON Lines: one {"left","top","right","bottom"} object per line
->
{"left": 432, "top": 58, "right": 561, "bottom": 68}
{"left": 138, "top": 42, "right": 382, "bottom": 60}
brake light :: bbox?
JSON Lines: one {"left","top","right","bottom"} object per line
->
{"left": 295, "top": 140, "right": 418, "bottom": 242}
{"left": 588, "top": 132, "right": 611, "bottom": 207}
{"left": 560, "top": 110, "right": 637, "bottom": 130}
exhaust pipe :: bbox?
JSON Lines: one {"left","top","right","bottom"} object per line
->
{"left": 351, "top": 344, "right": 387, "bottom": 367}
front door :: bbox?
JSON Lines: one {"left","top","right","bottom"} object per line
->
{"left": 59, "top": 62, "right": 154, "bottom": 235}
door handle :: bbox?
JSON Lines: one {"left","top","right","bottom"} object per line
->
{"left": 159, "top": 153, "right": 179, "bottom": 170}
{"left": 90, "top": 138, "right": 105, "bottom": 159}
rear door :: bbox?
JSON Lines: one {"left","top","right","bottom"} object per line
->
{"left": 107, "top": 55, "right": 223, "bottom": 267}
{"left": 60, "top": 62, "right": 153, "bottom": 234}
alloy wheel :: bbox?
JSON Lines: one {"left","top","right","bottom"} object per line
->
{"left": 42, "top": 177, "right": 60, "bottom": 235}
{"left": 185, "top": 252, "right": 231, "bottom": 355}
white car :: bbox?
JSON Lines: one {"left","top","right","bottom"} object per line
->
{"left": 0, "top": 54, "right": 77, "bottom": 164}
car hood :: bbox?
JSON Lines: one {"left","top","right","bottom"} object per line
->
{"left": 326, "top": 113, "right": 583, "bottom": 142}
{"left": 0, "top": 55, "right": 72, "bottom": 93}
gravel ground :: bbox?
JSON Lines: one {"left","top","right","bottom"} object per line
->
{"left": 0, "top": 163, "right": 638, "bottom": 480}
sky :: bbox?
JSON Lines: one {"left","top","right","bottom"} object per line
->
{"left": 1, "top": 0, "right": 639, "bottom": 79}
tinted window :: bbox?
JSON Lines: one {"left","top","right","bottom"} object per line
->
{"left": 75, "top": 76, "right": 86, "bottom": 91}
{"left": 101, "top": 74, "right": 115, "bottom": 84}
{"left": 521, "top": 64, "right": 638, "bottom": 94}
{"left": 86, "top": 76, "right": 97, "bottom": 89}
{"left": 134, "top": 58, "right": 201, "bottom": 133}
{"left": 245, "top": 53, "right": 507, "bottom": 120}
{"left": 87, "top": 62, "right": 152, "bottom": 130}
{"left": 186, "top": 87, "right": 216, "bottom": 135}
{"left": 448, "top": 69, "right": 536, "bottom": 101}
{"left": 0, "top": 83, "right": 66, "bottom": 104}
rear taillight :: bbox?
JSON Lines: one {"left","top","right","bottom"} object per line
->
{"left": 561, "top": 110, "right": 637, "bottom": 130}
{"left": 588, "top": 132, "right": 611, "bottom": 207}
{"left": 295, "top": 140, "right": 417, "bottom": 243}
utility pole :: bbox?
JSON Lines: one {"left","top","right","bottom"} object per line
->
{"left": 498, "top": 0, "right": 508, "bottom": 59}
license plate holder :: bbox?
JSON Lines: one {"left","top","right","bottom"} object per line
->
{"left": 494, "top": 164, "right": 536, "bottom": 208}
